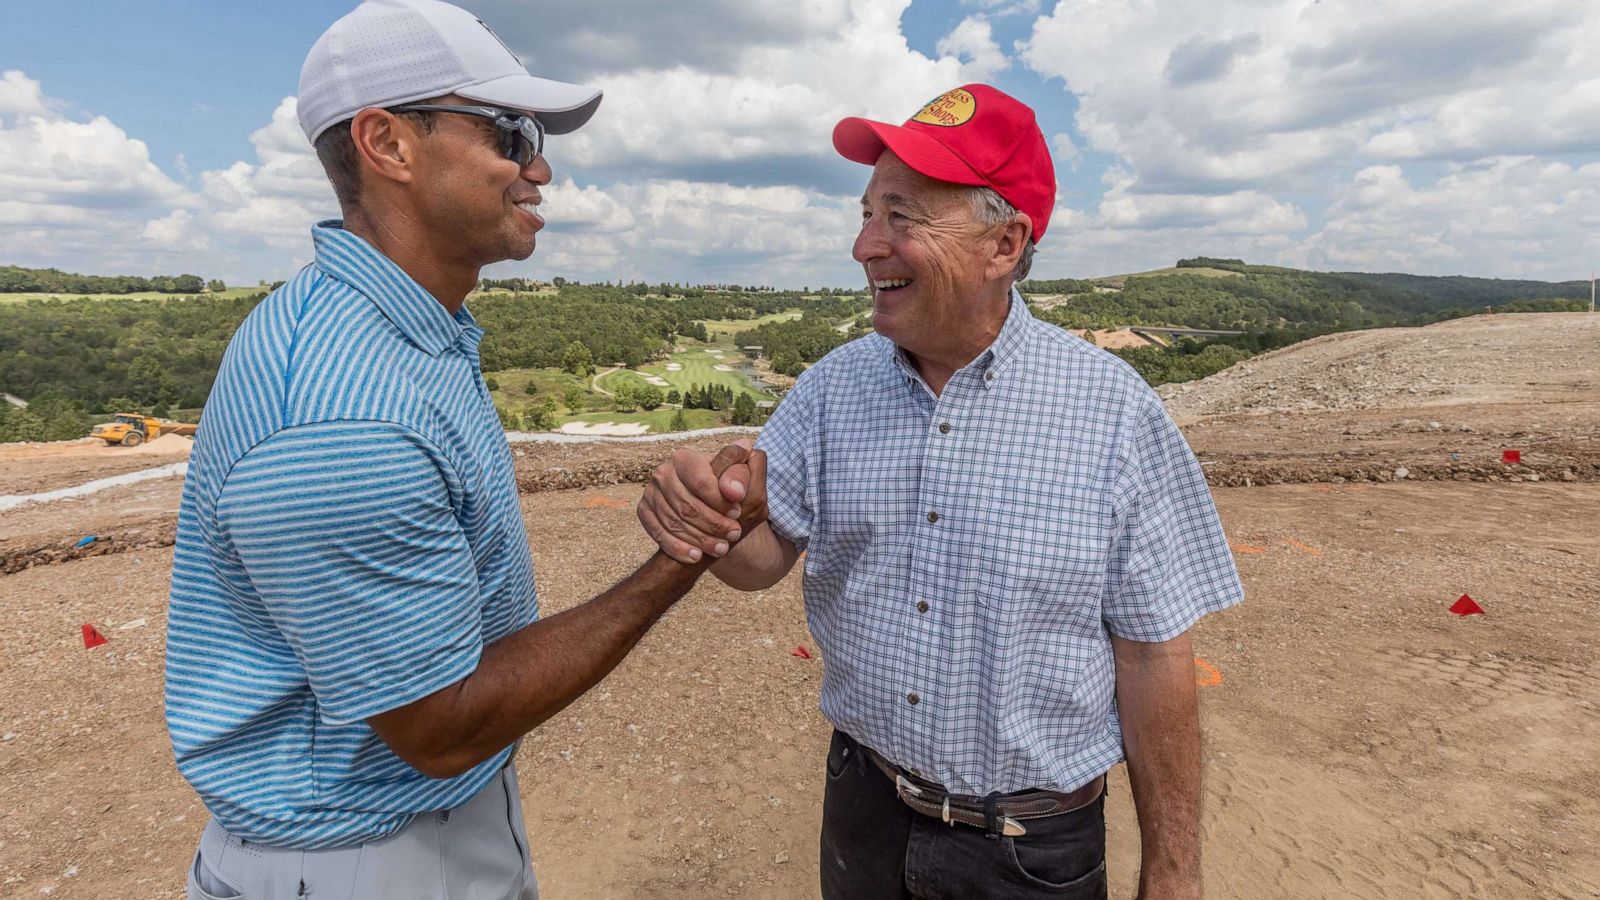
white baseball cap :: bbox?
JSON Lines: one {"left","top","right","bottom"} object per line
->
{"left": 297, "top": 0, "right": 602, "bottom": 144}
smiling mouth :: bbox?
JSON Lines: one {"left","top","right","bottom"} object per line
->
{"left": 873, "top": 278, "right": 912, "bottom": 295}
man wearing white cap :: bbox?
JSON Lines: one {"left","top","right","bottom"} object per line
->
{"left": 163, "top": 2, "right": 764, "bottom": 897}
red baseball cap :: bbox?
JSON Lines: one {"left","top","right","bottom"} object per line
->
{"left": 833, "top": 84, "right": 1057, "bottom": 242}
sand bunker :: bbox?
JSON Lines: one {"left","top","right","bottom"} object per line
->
{"left": 713, "top": 365, "right": 732, "bottom": 372}
{"left": 665, "top": 363, "right": 683, "bottom": 371}
{"left": 558, "top": 421, "right": 651, "bottom": 437}
{"left": 643, "top": 375, "right": 670, "bottom": 387}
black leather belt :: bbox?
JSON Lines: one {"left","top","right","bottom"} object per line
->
{"left": 861, "top": 744, "right": 1104, "bottom": 837}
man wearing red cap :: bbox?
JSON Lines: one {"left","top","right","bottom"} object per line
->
{"left": 639, "top": 84, "right": 1241, "bottom": 899}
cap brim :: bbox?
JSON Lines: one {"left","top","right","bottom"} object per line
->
{"left": 832, "top": 118, "right": 986, "bottom": 186}
{"left": 457, "top": 74, "right": 603, "bottom": 135}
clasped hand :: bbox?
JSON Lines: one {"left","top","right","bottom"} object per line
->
{"left": 637, "top": 439, "right": 768, "bottom": 564}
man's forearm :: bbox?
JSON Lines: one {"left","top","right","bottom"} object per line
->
{"left": 370, "top": 552, "right": 704, "bottom": 777}
{"left": 709, "top": 520, "right": 798, "bottom": 590}
{"left": 1112, "top": 632, "right": 1204, "bottom": 899}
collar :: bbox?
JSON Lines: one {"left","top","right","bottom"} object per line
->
{"left": 885, "top": 287, "right": 1035, "bottom": 392}
{"left": 311, "top": 220, "right": 466, "bottom": 357}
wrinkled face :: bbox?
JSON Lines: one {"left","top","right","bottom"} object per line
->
{"left": 410, "top": 100, "right": 551, "bottom": 266}
{"left": 852, "top": 152, "right": 997, "bottom": 358}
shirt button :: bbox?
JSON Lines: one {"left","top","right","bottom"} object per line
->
{"left": 907, "top": 692, "right": 920, "bottom": 706}
{"left": 985, "top": 371, "right": 995, "bottom": 382}
{"left": 916, "top": 600, "right": 929, "bottom": 613}
{"left": 938, "top": 422, "right": 951, "bottom": 434}
{"left": 926, "top": 511, "right": 939, "bottom": 524}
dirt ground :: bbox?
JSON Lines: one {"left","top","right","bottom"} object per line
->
{"left": 2, "top": 313, "right": 1598, "bottom": 898}
{"left": 1159, "top": 312, "right": 1600, "bottom": 419}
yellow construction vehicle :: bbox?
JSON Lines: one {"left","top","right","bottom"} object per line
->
{"left": 90, "top": 413, "right": 198, "bottom": 447}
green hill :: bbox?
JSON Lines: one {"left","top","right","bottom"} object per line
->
{"left": 1022, "top": 258, "right": 1588, "bottom": 331}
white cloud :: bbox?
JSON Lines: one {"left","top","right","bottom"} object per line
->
{"left": 197, "top": 97, "right": 337, "bottom": 248}
{"left": 541, "top": 177, "right": 637, "bottom": 233}
{"left": 141, "top": 209, "right": 205, "bottom": 249}
{"left": 1097, "top": 186, "right": 1306, "bottom": 234}
{"left": 958, "top": 0, "right": 1039, "bottom": 16}
{"left": 533, "top": 0, "right": 976, "bottom": 179}
{"left": 1049, "top": 132, "right": 1080, "bottom": 170}
{"left": 1307, "top": 157, "right": 1600, "bottom": 277}
{"left": 472, "top": 0, "right": 855, "bottom": 79}
{"left": 0, "top": 71, "right": 199, "bottom": 273}
{"left": 1020, "top": 0, "right": 1595, "bottom": 192}
{"left": 0, "top": 70, "right": 49, "bottom": 116}
{"left": 0, "top": 111, "right": 190, "bottom": 209}
{"left": 1006, "top": 0, "right": 1600, "bottom": 279}
{"left": 937, "top": 17, "right": 1009, "bottom": 83}
{"left": 495, "top": 179, "right": 862, "bottom": 286}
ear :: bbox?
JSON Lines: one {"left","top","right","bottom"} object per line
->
{"left": 983, "top": 214, "right": 1032, "bottom": 282}
{"left": 349, "top": 108, "right": 419, "bottom": 191}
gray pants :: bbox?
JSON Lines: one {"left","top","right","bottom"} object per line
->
{"left": 187, "top": 763, "right": 537, "bottom": 900}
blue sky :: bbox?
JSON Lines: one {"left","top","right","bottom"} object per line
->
{"left": 3, "top": 0, "right": 1597, "bottom": 287}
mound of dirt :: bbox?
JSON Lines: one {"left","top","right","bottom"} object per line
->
{"left": 1159, "top": 313, "right": 1600, "bottom": 420}
{"left": 130, "top": 433, "right": 193, "bottom": 455}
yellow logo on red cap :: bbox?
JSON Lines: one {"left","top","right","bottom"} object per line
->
{"left": 912, "top": 89, "right": 977, "bottom": 127}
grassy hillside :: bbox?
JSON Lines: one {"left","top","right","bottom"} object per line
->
{"left": 1024, "top": 258, "right": 1588, "bottom": 331}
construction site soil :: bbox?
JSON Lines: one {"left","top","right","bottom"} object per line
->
{"left": 2, "top": 313, "right": 1596, "bottom": 898}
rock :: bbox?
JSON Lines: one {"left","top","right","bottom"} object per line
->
{"left": 1393, "top": 467, "right": 1410, "bottom": 480}
{"left": 774, "top": 850, "right": 789, "bottom": 865}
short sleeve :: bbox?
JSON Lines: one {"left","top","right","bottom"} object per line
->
{"left": 1102, "top": 392, "right": 1243, "bottom": 641}
{"left": 755, "top": 367, "right": 821, "bottom": 551}
{"left": 217, "top": 421, "right": 484, "bottom": 725}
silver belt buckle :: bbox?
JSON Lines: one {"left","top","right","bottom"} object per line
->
{"left": 895, "top": 774, "right": 923, "bottom": 800}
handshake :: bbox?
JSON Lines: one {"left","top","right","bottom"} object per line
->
{"left": 638, "top": 439, "right": 770, "bottom": 566}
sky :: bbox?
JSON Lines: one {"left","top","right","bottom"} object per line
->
{"left": 2, "top": 0, "right": 1598, "bottom": 288}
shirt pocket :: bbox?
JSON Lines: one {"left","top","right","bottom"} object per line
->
{"left": 978, "top": 489, "right": 1112, "bottom": 606}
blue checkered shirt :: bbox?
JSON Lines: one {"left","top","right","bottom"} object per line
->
{"left": 756, "top": 293, "right": 1242, "bottom": 795}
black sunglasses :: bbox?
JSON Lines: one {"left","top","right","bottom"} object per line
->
{"left": 387, "top": 103, "right": 545, "bottom": 168}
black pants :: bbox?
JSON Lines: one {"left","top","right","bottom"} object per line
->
{"left": 819, "top": 730, "right": 1108, "bottom": 900}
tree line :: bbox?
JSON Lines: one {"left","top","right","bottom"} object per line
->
{"left": 0, "top": 264, "right": 219, "bottom": 295}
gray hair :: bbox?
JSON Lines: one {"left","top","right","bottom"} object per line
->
{"left": 967, "top": 187, "right": 1035, "bottom": 283}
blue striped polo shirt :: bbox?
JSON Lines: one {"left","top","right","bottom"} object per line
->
{"left": 164, "top": 222, "right": 539, "bottom": 850}
{"left": 756, "top": 293, "right": 1242, "bottom": 796}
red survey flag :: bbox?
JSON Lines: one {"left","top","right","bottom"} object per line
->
{"left": 82, "top": 623, "right": 108, "bottom": 649}
{"left": 1449, "top": 595, "right": 1484, "bottom": 616}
